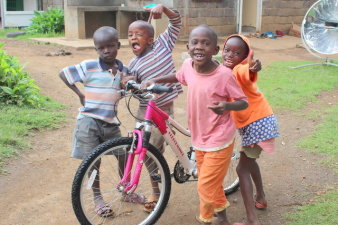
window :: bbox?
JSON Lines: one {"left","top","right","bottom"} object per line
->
{"left": 7, "top": 0, "right": 24, "bottom": 11}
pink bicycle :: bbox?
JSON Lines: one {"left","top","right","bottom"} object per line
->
{"left": 72, "top": 81, "right": 240, "bottom": 225}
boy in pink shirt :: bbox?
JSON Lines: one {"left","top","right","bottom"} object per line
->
{"left": 143, "top": 25, "right": 248, "bottom": 225}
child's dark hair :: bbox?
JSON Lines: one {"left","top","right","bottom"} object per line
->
{"left": 131, "top": 20, "right": 155, "bottom": 38}
{"left": 190, "top": 24, "right": 218, "bottom": 45}
{"left": 93, "top": 26, "right": 119, "bottom": 41}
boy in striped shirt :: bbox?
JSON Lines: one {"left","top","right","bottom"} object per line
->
{"left": 59, "top": 26, "right": 144, "bottom": 217}
{"left": 125, "top": 4, "right": 182, "bottom": 212}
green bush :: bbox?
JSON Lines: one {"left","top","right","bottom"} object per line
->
{"left": 26, "top": 8, "right": 64, "bottom": 34}
{"left": 0, "top": 43, "right": 45, "bottom": 107}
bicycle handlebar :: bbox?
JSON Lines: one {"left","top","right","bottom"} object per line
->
{"left": 126, "top": 80, "right": 173, "bottom": 94}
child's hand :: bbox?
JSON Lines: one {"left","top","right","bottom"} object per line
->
{"left": 121, "top": 76, "right": 136, "bottom": 88}
{"left": 144, "top": 4, "right": 164, "bottom": 22}
{"left": 140, "top": 80, "right": 155, "bottom": 89}
{"left": 249, "top": 59, "right": 261, "bottom": 73}
{"left": 207, "top": 101, "right": 227, "bottom": 115}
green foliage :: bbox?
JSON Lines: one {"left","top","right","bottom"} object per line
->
{"left": 258, "top": 61, "right": 338, "bottom": 110}
{"left": 285, "top": 189, "right": 338, "bottom": 225}
{"left": 0, "top": 100, "right": 65, "bottom": 168}
{"left": 0, "top": 43, "right": 45, "bottom": 107}
{"left": 25, "top": 8, "right": 64, "bottom": 34}
{"left": 297, "top": 105, "right": 338, "bottom": 171}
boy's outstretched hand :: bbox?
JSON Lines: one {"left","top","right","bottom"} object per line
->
{"left": 249, "top": 59, "right": 262, "bottom": 73}
{"left": 208, "top": 101, "right": 228, "bottom": 115}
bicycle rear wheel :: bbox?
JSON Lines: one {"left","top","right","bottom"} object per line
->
{"left": 72, "top": 137, "right": 171, "bottom": 225}
{"left": 223, "top": 134, "right": 241, "bottom": 195}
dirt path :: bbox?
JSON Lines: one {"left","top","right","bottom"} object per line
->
{"left": 0, "top": 36, "right": 337, "bottom": 225}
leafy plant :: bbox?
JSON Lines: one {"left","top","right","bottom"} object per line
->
{"left": 25, "top": 8, "right": 64, "bottom": 34}
{"left": 0, "top": 43, "right": 45, "bottom": 107}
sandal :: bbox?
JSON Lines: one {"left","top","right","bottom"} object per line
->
{"left": 121, "top": 192, "right": 146, "bottom": 204}
{"left": 144, "top": 200, "right": 158, "bottom": 213}
{"left": 254, "top": 200, "right": 267, "bottom": 210}
{"left": 254, "top": 195, "right": 267, "bottom": 210}
{"left": 95, "top": 203, "right": 114, "bottom": 217}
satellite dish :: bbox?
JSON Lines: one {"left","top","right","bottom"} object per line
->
{"left": 293, "top": 0, "right": 338, "bottom": 68}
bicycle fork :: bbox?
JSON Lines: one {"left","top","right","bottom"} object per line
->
{"left": 117, "top": 126, "right": 151, "bottom": 194}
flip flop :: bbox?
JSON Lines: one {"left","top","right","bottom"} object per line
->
{"left": 254, "top": 200, "right": 267, "bottom": 209}
{"left": 144, "top": 200, "right": 158, "bottom": 213}
{"left": 254, "top": 195, "right": 267, "bottom": 209}
{"left": 95, "top": 203, "right": 114, "bottom": 217}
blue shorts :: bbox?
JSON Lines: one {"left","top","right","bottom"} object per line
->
{"left": 239, "top": 114, "right": 279, "bottom": 146}
{"left": 71, "top": 116, "right": 121, "bottom": 159}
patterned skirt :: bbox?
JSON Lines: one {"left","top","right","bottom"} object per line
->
{"left": 239, "top": 114, "right": 280, "bottom": 147}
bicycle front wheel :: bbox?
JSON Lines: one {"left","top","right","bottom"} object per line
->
{"left": 72, "top": 137, "right": 171, "bottom": 225}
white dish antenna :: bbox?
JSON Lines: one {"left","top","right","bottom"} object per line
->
{"left": 293, "top": 0, "right": 338, "bottom": 68}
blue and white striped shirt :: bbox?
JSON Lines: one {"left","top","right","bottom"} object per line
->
{"left": 62, "top": 59, "right": 124, "bottom": 123}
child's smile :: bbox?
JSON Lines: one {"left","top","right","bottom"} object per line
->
{"left": 187, "top": 26, "right": 219, "bottom": 73}
{"left": 193, "top": 52, "right": 206, "bottom": 62}
{"left": 222, "top": 37, "right": 249, "bottom": 69}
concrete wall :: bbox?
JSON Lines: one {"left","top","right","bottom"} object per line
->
{"left": 43, "top": 0, "right": 64, "bottom": 9}
{"left": 66, "top": 0, "right": 122, "bottom": 6}
{"left": 175, "top": 0, "right": 237, "bottom": 38}
{"left": 125, "top": 0, "right": 174, "bottom": 8}
{"left": 63, "top": 0, "right": 317, "bottom": 39}
{"left": 261, "top": 0, "right": 317, "bottom": 33}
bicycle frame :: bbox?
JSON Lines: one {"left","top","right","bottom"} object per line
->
{"left": 118, "top": 100, "right": 196, "bottom": 194}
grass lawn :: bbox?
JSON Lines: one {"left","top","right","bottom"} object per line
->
{"left": 258, "top": 61, "right": 338, "bottom": 110}
{"left": 259, "top": 61, "right": 338, "bottom": 224}
{"left": 0, "top": 99, "right": 65, "bottom": 172}
{"left": 297, "top": 105, "right": 338, "bottom": 171}
{"left": 285, "top": 189, "right": 338, "bottom": 225}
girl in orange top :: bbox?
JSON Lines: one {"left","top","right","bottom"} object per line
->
{"left": 222, "top": 35, "right": 279, "bottom": 225}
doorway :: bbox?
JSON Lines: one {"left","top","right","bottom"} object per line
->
{"left": 237, "top": 0, "right": 262, "bottom": 34}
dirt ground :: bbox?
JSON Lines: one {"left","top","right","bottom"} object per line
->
{"left": 0, "top": 36, "right": 337, "bottom": 225}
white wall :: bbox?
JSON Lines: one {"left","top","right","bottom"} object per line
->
{"left": 4, "top": 11, "right": 36, "bottom": 27}
{"left": 2, "top": 0, "right": 41, "bottom": 27}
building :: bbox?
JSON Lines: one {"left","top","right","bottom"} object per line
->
{"left": 0, "top": 0, "right": 62, "bottom": 28}
{"left": 63, "top": 0, "right": 317, "bottom": 39}
{"left": 1, "top": 0, "right": 317, "bottom": 39}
